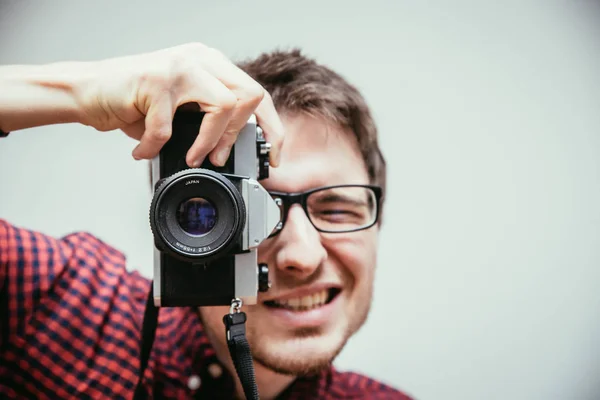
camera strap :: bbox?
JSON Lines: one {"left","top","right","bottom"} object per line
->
{"left": 134, "top": 282, "right": 159, "bottom": 400}
{"left": 133, "top": 287, "right": 259, "bottom": 400}
{"left": 223, "top": 298, "right": 260, "bottom": 400}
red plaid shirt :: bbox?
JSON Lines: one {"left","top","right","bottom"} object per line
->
{"left": 0, "top": 219, "right": 413, "bottom": 399}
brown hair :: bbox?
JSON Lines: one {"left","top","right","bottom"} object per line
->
{"left": 236, "top": 49, "right": 387, "bottom": 204}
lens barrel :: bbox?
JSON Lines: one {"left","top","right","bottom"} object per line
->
{"left": 150, "top": 168, "right": 245, "bottom": 260}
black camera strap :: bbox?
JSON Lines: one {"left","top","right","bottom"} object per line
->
{"left": 223, "top": 298, "right": 260, "bottom": 400}
{"left": 134, "top": 282, "right": 159, "bottom": 400}
{"left": 134, "top": 286, "right": 260, "bottom": 400}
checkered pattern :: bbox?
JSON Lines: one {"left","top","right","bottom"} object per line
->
{"left": 0, "top": 219, "right": 413, "bottom": 399}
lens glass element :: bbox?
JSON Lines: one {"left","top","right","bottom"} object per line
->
{"left": 176, "top": 197, "right": 218, "bottom": 236}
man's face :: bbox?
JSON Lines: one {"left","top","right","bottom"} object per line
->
{"left": 200, "top": 113, "right": 379, "bottom": 375}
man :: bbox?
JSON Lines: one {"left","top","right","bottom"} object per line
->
{"left": 0, "top": 43, "right": 412, "bottom": 399}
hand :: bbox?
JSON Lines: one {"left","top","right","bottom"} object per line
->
{"left": 77, "top": 43, "right": 284, "bottom": 167}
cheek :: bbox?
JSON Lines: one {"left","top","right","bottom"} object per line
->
{"left": 324, "top": 230, "right": 378, "bottom": 287}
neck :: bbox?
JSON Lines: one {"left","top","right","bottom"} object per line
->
{"left": 232, "top": 361, "right": 295, "bottom": 400}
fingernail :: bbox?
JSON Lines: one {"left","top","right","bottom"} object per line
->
{"left": 132, "top": 145, "right": 141, "bottom": 160}
{"left": 215, "top": 147, "right": 230, "bottom": 166}
{"left": 271, "top": 151, "right": 280, "bottom": 167}
{"left": 188, "top": 153, "right": 205, "bottom": 168}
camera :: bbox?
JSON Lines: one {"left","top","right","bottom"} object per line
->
{"left": 149, "top": 107, "right": 281, "bottom": 307}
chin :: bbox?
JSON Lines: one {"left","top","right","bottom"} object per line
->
{"left": 249, "top": 325, "right": 350, "bottom": 376}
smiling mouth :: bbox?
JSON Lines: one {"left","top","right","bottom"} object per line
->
{"left": 263, "top": 288, "right": 341, "bottom": 311}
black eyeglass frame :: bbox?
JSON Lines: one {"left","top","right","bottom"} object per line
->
{"left": 266, "top": 184, "right": 383, "bottom": 237}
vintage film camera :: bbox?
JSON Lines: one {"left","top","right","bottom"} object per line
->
{"left": 149, "top": 108, "right": 280, "bottom": 307}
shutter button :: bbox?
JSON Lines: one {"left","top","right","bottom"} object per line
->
{"left": 187, "top": 375, "right": 201, "bottom": 390}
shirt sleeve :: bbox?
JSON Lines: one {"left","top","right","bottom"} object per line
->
{"left": 0, "top": 219, "right": 154, "bottom": 397}
{"left": 0, "top": 219, "right": 73, "bottom": 344}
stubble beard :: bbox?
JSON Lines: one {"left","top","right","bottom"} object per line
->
{"left": 250, "top": 326, "right": 349, "bottom": 376}
{"left": 248, "top": 296, "right": 373, "bottom": 377}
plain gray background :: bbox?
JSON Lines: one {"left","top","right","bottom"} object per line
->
{"left": 1, "top": 1, "right": 599, "bottom": 399}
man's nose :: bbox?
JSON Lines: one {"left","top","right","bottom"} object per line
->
{"left": 273, "top": 204, "right": 327, "bottom": 279}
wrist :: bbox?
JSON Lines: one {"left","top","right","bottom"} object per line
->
{"left": 26, "top": 61, "right": 94, "bottom": 126}
{"left": 0, "top": 61, "right": 93, "bottom": 131}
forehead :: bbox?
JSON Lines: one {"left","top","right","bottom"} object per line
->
{"left": 263, "top": 113, "right": 369, "bottom": 192}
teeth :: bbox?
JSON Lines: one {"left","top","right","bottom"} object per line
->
{"left": 273, "top": 289, "right": 329, "bottom": 311}
{"left": 300, "top": 296, "right": 312, "bottom": 308}
{"left": 288, "top": 298, "right": 300, "bottom": 308}
{"left": 312, "top": 293, "right": 320, "bottom": 305}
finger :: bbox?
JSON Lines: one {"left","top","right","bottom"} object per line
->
{"left": 254, "top": 91, "right": 285, "bottom": 167}
{"left": 193, "top": 49, "right": 284, "bottom": 167}
{"left": 121, "top": 119, "right": 145, "bottom": 142}
{"left": 131, "top": 94, "right": 175, "bottom": 160}
{"left": 210, "top": 89, "right": 265, "bottom": 166}
{"left": 178, "top": 73, "right": 238, "bottom": 168}
{"left": 199, "top": 54, "right": 266, "bottom": 166}
{"left": 209, "top": 60, "right": 285, "bottom": 167}
{"left": 208, "top": 132, "right": 236, "bottom": 167}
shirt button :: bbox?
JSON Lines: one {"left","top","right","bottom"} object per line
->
{"left": 208, "top": 363, "right": 223, "bottom": 379}
{"left": 187, "top": 375, "right": 202, "bottom": 390}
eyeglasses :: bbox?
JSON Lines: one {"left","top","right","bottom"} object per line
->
{"left": 267, "top": 184, "right": 382, "bottom": 237}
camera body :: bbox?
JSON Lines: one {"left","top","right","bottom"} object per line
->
{"left": 149, "top": 108, "right": 280, "bottom": 307}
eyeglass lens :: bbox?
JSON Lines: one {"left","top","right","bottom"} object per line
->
{"left": 307, "top": 186, "right": 377, "bottom": 232}
{"left": 270, "top": 186, "right": 378, "bottom": 235}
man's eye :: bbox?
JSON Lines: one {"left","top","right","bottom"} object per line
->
{"left": 320, "top": 209, "right": 352, "bottom": 215}
{"left": 314, "top": 208, "right": 362, "bottom": 219}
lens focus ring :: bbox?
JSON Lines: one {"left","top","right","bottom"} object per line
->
{"left": 150, "top": 168, "right": 245, "bottom": 261}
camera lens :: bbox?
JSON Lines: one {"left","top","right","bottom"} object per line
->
{"left": 176, "top": 197, "right": 218, "bottom": 236}
{"left": 150, "top": 168, "right": 245, "bottom": 260}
